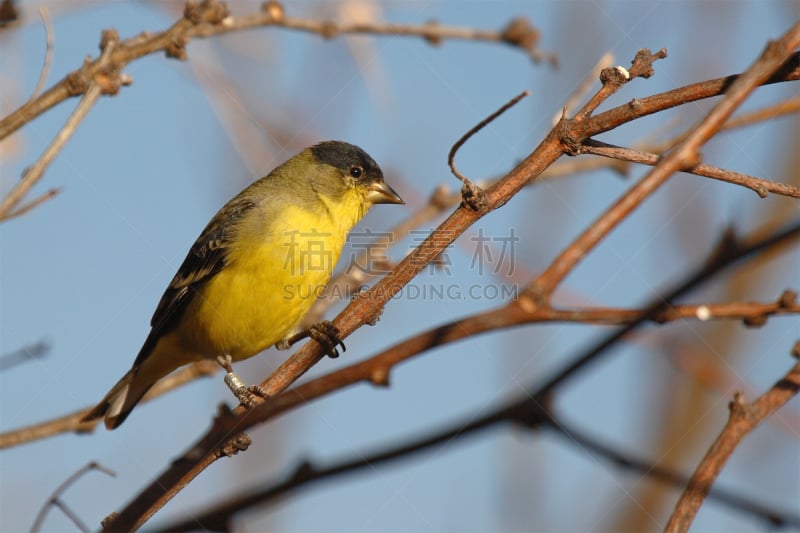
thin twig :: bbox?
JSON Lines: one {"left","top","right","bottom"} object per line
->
{"left": 555, "top": 51, "right": 614, "bottom": 124}
{"left": 312, "top": 91, "right": 800, "bottom": 302}
{"left": 723, "top": 95, "right": 800, "bottom": 130}
{"left": 574, "top": 49, "right": 667, "bottom": 121}
{"left": 539, "top": 94, "right": 800, "bottom": 183}
{"left": 448, "top": 90, "right": 529, "bottom": 187}
{"left": 0, "top": 339, "right": 50, "bottom": 372}
{"left": 4, "top": 187, "right": 62, "bottom": 219}
{"left": 581, "top": 139, "right": 800, "bottom": 199}
{"left": 30, "top": 462, "right": 115, "bottom": 533}
{"left": 0, "top": 82, "right": 101, "bottom": 221}
{"left": 26, "top": 6, "right": 55, "bottom": 103}
{"left": 447, "top": 90, "right": 529, "bottom": 210}
{"left": 657, "top": 95, "right": 800, "bottom": 151}
{"left": 202, "top": 13, "right": 555, "bottom": 64}
{"left": 666, "top": 340, "right": 800, "bottom": 436}
{"left": 0, "top": 35, "right": 118, "bottom": 221}
{"left": 586, "top": 51, "right": 800, "bottom": 139}
{"left": 664, "top": 349, "right": 800, "bottom": 532}
{"left": 300, "top": 84, "right": 800, "bottom": 324}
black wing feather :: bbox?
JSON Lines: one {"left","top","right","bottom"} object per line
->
{"left": 133, "top": 196, "right": 257, "bottom": 366}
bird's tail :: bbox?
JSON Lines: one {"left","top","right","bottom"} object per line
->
{"left": 81, "top": 368, "right": 153, "bottom": 430}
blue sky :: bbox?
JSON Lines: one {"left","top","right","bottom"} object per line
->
{"left": 1, "top": 1, "right": 798, "bottom": 531}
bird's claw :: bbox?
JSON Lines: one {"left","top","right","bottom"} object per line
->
{"left": 283, "top": 321, "right": 345, "bottom": 358}
{"left": 309, "top": 321, "right": 345, "bottom": 358}
{"left": 233, "top": 384, "right": 269, "bottom": 408}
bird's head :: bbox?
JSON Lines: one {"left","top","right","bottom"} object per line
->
{"left": 306, "top": 141, "right": 404, "bottom": 211}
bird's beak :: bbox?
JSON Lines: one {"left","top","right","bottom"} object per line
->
{"left": 366, "top": 180, "right": 404, "bottom": 205}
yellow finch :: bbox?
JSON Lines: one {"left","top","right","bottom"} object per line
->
{"left": 83, "top": 141, "right": 403, "bottom": 429}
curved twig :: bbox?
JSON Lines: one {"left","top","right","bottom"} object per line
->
{"left": 447, "top": 90, "right": 529, "bottom": 210}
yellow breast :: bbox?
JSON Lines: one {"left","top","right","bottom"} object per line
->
{"left": 179, "top": 203, "right": 351, "bottom": 360}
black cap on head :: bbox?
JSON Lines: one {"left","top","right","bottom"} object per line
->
{"left": 311, "top": 140, "right": 403, "bottom": 204}
{"left": 311, "top": 141, "right": 383, "bottom": 182}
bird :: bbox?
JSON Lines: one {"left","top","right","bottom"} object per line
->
{"left": 82, "top": 141, "right": 403, "bottom": 429}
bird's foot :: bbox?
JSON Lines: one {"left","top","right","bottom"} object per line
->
{"left": 231, "top": 383, "right": 269, "bottom": 408}
{"left": 309, "top": 321, "right": 345, "bottom": 358}
{"left": 285, "top": 320, "right": 345, "bottom": 358}
{"left": 216, "top": 355, "right": 269, "bottom": 408}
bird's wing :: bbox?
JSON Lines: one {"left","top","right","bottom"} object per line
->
{"left": 133, "top": 196, "right": 257, "bottom": 366}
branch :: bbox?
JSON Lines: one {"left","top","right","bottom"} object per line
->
{"left": 542, "top": 94, "right": 800, "bottom": 182}
{"left": 153, "top": 377, "right": 800, "bottom": 532}
{"left": 3, "top": 288, "right": 797, "bottom": 448}
{"left": 0, "top": 0, "right": 550, "bottom": 141}
{"left": 557, "top": 51, "right": 614, "bottom": 122}
{"left": 664, "top": 345, "right": 800, "bottom": 532}
{"left": 0, "top": 339, "right": 50, "bottom": 372}
{"left": 3, "top": 291, "right": 794, "bottom": 448}
{"left": 309, "top": 82, "right": 800, "bottom": 320}
{"left": 312, "top": 91, "right": 800, "bottom": 325}
{"left": 0, "top": 0, "right": 17, "bottom": 28}
{"left": 15, "top": 40, "right": 794, "bottom": 449}
{"left": 552, "top": 416, "right": 800, "bottom": 530}
{"left": 101, "top": 82, "right": 569, "bottom": 528}
{"left": 665, "top": 340, "right": 800, "bottom": 436}
{"left": 582, "top": 139, "right": 800, "bottom": 199}
{"left": 30, "top": 462, "right": 115, "bottom": 533}
{"left": 448, "top": 90, "right": 529, "bottom": 210}
{"left": 0, "top": 33, "right": 120, "bottom": 221}
{"left": 0, "top": 1, "right": 551, "bottom": 219}
{"left": 651, "top": 95, "right": 800, "bottom": 151}
{"left": 218, "top": 6, "right": 556, "bottom": 64}
{"left": 302, "top": 183, "right": 457, "bottom": 327}
{"left": 97, "top": 30, "right": 800, "bottom": 525}
{"left": 533, "top": 222, "right": 799, "bottom": 398}
{"left": 530, "top": 33, "right": 800, "bottom": 298}
{"left": 0, "top": 361, "right": 218, "bottom": 448}
{"left": 101, "top": 219, "right": 799, "bottom": 531}
{"left": 26, "top": 6, "right": 54, "bottom": 103}
{"left": 309, "top": 90, "right": 800, "bottom": 325}
{"left": 3, "top": 187, "right": 62, "bottom": 220}
{"left": 3, "top": 41, "right": 797, "bottom": 522}
{"left": 586, "top": 50, "right": 800, "bottom": 138}
{"left": 264, "top": 39, "right": 800, "bottom": 406}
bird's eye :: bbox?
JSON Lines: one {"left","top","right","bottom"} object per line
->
{"left": 349, "top": 166, "right": 363, "bottom": 179}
